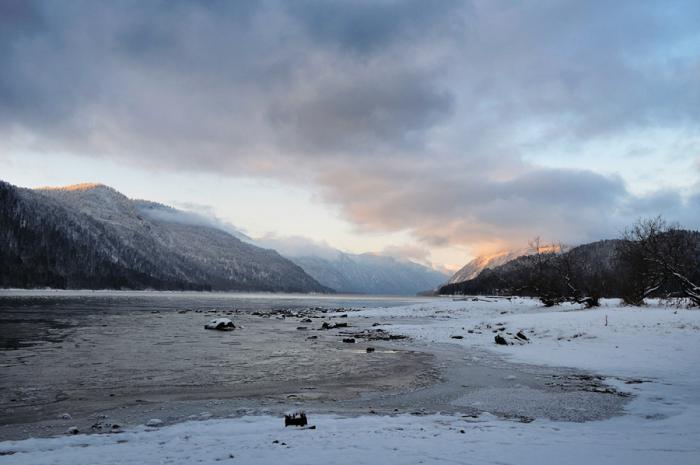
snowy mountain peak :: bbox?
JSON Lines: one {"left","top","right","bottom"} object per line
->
{"left": 448, "top": 249, "right": 527, "bottom": 284}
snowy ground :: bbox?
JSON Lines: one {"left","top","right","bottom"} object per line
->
{"left": 2, "top": 298, "right": 699, "bottom": 465}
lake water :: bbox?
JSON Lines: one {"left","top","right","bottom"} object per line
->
{"left": 0, "top": 291, "right": 440, "bottom": 438}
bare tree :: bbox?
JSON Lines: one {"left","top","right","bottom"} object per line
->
{"left": 620, "top": 217, "right": 700, "bottom": 306}
{"left": 526, "top": 237, "right": 565, "bottom": 307}
{"left": 555, "top": 242, "right": 602, "bottom": 308}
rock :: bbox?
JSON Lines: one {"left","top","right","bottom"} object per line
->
{"left": 366, "top": 347, "right": 375, "bottom": 353}
{"left": 494, "top": 334, "right": 508, "bottom": 345}
{"left": 66, "top": 426, "right": 79, "bottom": 435}
{"left": 515, "top": 331, "right": 529, "bottom": 341}
{"left": 342, "top": 338, "right": 356, "bottom": 343}
{"left": 321, "top": 322, "right": 348, "bottom": 330}
{"left": 301, "top": 318, "right": 313, "bottom": 323}
{"left": 204, "top": 318, "right": 235, "bottom": 331}
{"left": 450, "top": 335, "right": 464, "bottom": 339}
{"left": 296, "top": 326, "right": 308, "bottom": 331}
{"left": 284, "top": 412, "right": 308, "bottom": 427}
{"left": 146, "top": 419, "right": 163, "bottom": 427}
{"left": 306, "top": 335, "right": 318, "bottom": 340}
{"left": 59, "top": 413, "right": 72, "bottom": 420}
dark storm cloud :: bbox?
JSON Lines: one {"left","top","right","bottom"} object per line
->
{"left": 1, "top": 0, "right": 699, "bottom": 248}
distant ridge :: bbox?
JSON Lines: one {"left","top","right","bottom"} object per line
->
{"left": 36, "top": 182, "right": 106, "bottom": 191}
{"left": 255, "top": 236, "right": 449, "bottom": 295}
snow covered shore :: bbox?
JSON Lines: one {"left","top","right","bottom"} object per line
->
{"left": 1, "top": 298, "right": 699, "bottom": 465}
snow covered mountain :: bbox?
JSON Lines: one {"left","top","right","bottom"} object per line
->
{"left": 256, "top": 237, "right": 448, "bottom": 295}
{"left": 447, "top": 250, "right": 527, "bottom": 284}
{"left": 0, "top": 181, "right": 329, "bottom": 292}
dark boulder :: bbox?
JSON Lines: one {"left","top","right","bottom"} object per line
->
{"left": 284, "top": 412, "right": 308, "bottom": 427}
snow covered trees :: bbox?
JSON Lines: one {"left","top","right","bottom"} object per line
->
{"left": 619, "top": 217, "right": 700, "bottom": 307}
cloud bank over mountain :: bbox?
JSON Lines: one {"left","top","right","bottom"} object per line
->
{"left": 2, "top": 0, "right": 699, "bottom": 252}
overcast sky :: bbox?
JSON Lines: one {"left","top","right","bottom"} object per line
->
{"left": 2, "top": 0, "right": 699, "bottom": 271}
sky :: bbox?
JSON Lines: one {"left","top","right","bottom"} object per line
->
{"left": 1, "top": 0, "right": 699, "bottom": 272}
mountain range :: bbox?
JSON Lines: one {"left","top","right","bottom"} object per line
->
{"left": 0, "top": 181, "right": 328, "bottom": 292}
{"left": 438, "top": 239, "right": 652, "bottom": 298}
{"left": 256, "top": 236, "right": 448, "bottom": 295}
{"left": 0, "top": 181, "right": 447, "bottom": 294}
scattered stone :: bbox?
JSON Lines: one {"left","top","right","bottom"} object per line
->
{"left": 494, "top": 334, "right": 508, "bottom": 345}
{"left": 306, "top": 335, "right": 318, "bottom": 340}
{"left": 296, "top": 326, "right": 308, "bottom": 331}
{"left": 59, "top": 413, "right": 72, "bottom": 420}
{"left": 515, "top": 331, "right": 529, "bottom": 341}
{"left": 301, "top": 318, "right": 313, "bottom": 323}
{"left": 342, "top": 338, "right": 356, "bottom": 343}
{"left": 321, "top": 322, "right": 348, "bottom": 330}
{"left": 366, "top": 347, "right": 375, "bottom": 353}
{"left": 146, "top": 419, "right": 163, "bottom": 427}
{"left": 450, "top": 335, "right": 464, "bottom": 339}
{"left": 66, "top": 426, "right": 80, "bottom": 435}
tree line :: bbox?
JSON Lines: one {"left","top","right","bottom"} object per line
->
{"left": 439, "top": 217, "right": 700, "bottom": 308}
